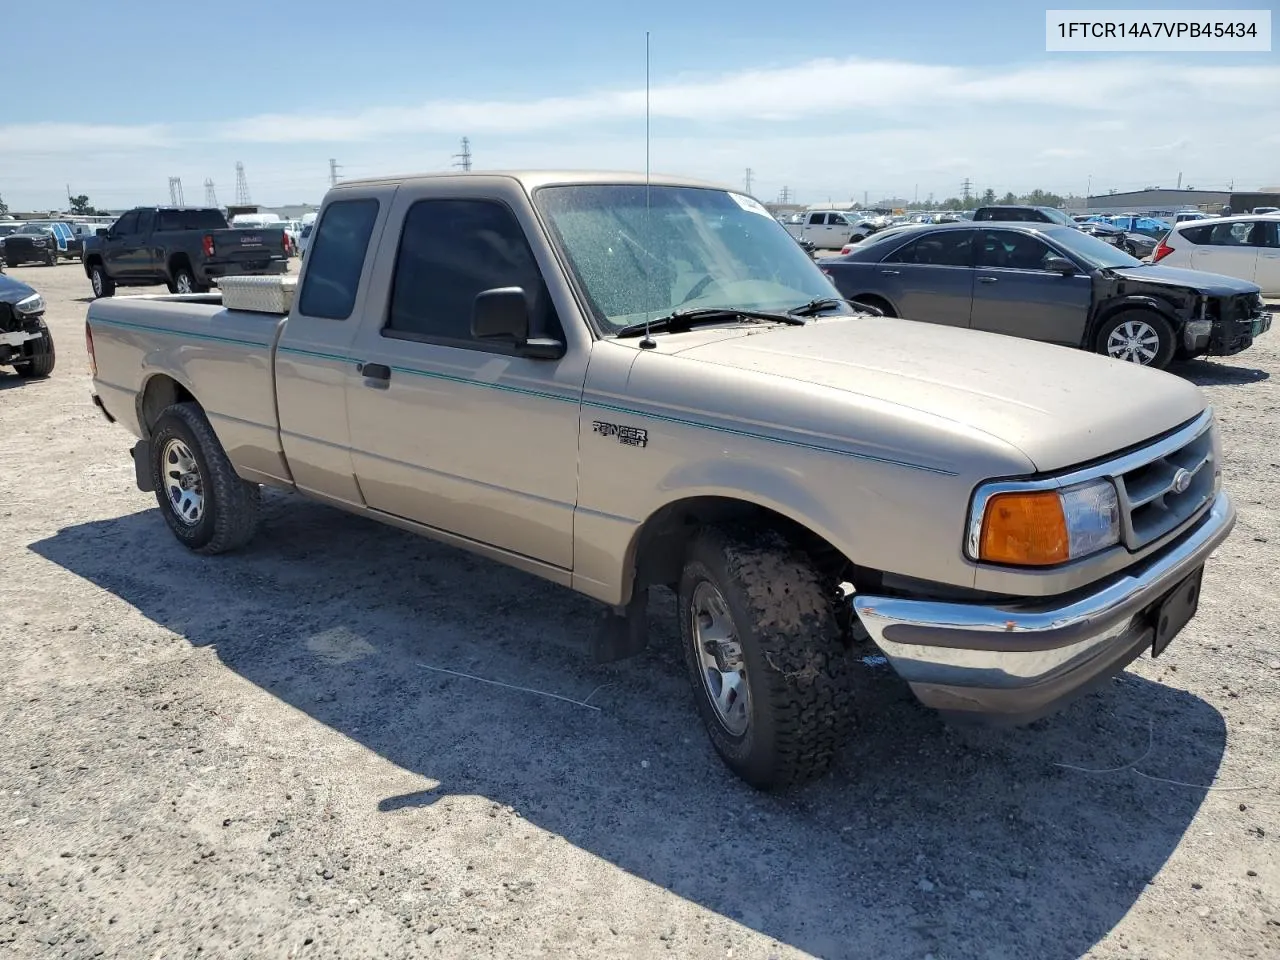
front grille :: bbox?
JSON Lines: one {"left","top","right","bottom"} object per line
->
{"left": 1113, "top": 415, "right": 1216, "bottom": 550}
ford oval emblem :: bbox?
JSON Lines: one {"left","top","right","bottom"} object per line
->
{"left": 1171, "top": 468, "right": 1192, "bottom": 495}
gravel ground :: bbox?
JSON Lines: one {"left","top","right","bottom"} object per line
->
{"left": 1, "top": 261, "right": 1277, "bottom": 960}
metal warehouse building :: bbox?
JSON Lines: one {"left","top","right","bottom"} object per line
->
{"left": 1085, "top": 188, "right": 1280, "bottom": 217}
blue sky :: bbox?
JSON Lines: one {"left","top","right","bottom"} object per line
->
{"left": 2, "top": 0, "right": 1276, "bottom": 210}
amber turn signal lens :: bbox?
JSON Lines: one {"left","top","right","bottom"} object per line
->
{"left": 979, "top": 491, "right": 1069, "bottom": 565}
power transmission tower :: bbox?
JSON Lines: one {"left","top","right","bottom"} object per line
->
{"left": 328, "top": 158, "right": 343, "bottom": 187}
{"left": 778, "top": 185, "right": 792, "bottom": 204}
{"left": 961, "top": 178, "right": 973, "bottom": 204}
{"left": 234, "top": 162, "right": 252, "bottom": 205}
{"left": 168, "top": 177, "right": 185, "bottom": 207}
{"left": 452, "top": 137, "right": 472, "bottom": 172}
{"left": 204, "top": 179, "right": 219, "bottom": 207}
{"left": 744, "top": 168, "right": 754, "bottom": 195}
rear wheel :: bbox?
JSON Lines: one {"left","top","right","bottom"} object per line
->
{"left": 149, "top": 402, "right": 261, "bottom": 554}
{"left": 13, "top": 321, "right": 55, "bottom": 378}
{"left": 1095, "top": 309, "right": 1175, "bottom": 369}
{"left": 679, "top": 525, "right": 856, "bottom": 790}
{"left": 168, "top": 266, "right": 202, "bottom": 295}
{"left": 89, "top": 264, "right": 115, "bottom": 298}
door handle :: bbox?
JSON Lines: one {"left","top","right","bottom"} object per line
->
{"left": 357, "top": 362, "right": 391, "bottom": 381}
{"left": 880, "top": 269, "right": 900, "bottom": 276}
{"left": 977, "top": 276, "right": 998, "bottom": 283}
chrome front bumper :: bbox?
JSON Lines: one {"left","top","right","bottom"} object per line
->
{"left": 852, "top": 491, "right": 1236, "bottom": 723}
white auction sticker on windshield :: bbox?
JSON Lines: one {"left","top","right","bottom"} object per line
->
{"left": 728, "top": 193, "right": 772, "bottom": 217}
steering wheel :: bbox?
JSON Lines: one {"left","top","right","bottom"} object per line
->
{"left": 678, "top": 274, "right": 725, "bottom": 306}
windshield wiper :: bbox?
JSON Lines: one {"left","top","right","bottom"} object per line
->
{"left": 614, "top": 307, "right": 807, "bottom": 339}
{"left": 789, "top": 297, "right": 883, "bottom": 318}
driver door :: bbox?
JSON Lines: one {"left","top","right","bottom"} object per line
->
{"left": 344, "top": 186, "right": 588, "bottom": 569}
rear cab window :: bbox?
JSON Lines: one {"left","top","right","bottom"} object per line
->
{"left": 297, "top": 199, "right": 381, "bottom": 320}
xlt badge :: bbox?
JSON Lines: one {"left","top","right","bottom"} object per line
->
{"left": 592, "top": 420, "right": 648, "bottom": 448}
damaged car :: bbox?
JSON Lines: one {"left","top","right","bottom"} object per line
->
{"left": 0, "top": 273, "right": 55, "bottom": 378}
{"left": 819, "top": 221, "right": 1270, "bottom": 368}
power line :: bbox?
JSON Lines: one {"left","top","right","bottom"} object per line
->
{"left": 234, "top": 162, "right": 252, "bottom": 206}
{"left": 168, "top": 177, "right": 185, "bottom": 207}
{"left": 452, "top": 137, "right": 472, "bottom": 172}
{"left": 204, "top": 179, "right": 218, "bottom": 207}
{"left": 328, "top": 158, "right": 343, "bottom": 188}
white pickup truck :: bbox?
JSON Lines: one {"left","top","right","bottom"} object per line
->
{"left": 784, "top": 210, "right": 881, "bottom": 249}
{"left": 86, "top": 171, "right": 1236, "bottom": 790}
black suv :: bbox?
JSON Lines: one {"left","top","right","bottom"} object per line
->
{"left": 971, "top": 205, "right": 1081, "bottom": 227}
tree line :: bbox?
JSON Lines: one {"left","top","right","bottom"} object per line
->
{"left": 902, "top": 188, "right": 1066, "bottom": 211}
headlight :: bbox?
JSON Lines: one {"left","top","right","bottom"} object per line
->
{"left": 14, "top": 293, "right": 45, "bottom": 316}
{"left": 967, "top": 478, "right": 1120, "bottom": 566}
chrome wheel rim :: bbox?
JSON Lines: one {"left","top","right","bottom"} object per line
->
{"left": 161, "top": 439, "right": 204, "bottom": 525}
{"left": 91, "top": 270, "right": 102, "bottom": 296}
{"left": 175, "top": 273, "right": 194, "bottom": 294}
{"left": 1106, "top": 319, "right": 1160, "bottom": 364}
{"left": 690, "top": 580, "right": 751, "bottom": 737}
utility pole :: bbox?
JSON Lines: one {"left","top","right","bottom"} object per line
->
{"left": 961, "top": 178, "right": 973, "bottom": 205}
{"left": 863, "top": 190, "right": 868, "bottom": 207}
{"left": 452, "top": 137, "right": 472, "bottom": 172}
{"left": 744, "top": 168, "right": 754, "bottom": 195}
{"left": 234, "top": 162, "right": 252, "bottom": 206}
{"left": 168, "top": 177, "right": 185, "bottom": 207}
{"left": 1086, "top": 174, "right": 1092, "bottom": 199}
{"left": 1176, "top": 171, "right": 1183, "bottom": 189}
{"left": 328, "top": 158, "right": 343, "bottom": 187}
{"left": 204, "top": 179, "right": 219, "bottom": 207}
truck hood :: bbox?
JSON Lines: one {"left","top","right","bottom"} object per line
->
{"left": 672, "top": 316, "right": 1206, "bottom": 473}
{"left": 1108, "top": 263, "right": 1260, "bottom": 295}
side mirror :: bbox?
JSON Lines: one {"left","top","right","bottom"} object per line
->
{"left": 471, "top": 286, "right": 564, "bottom": 360}
{"left": 96, "top": 228, "right": 108, "bottom": 238}
{"left": 1045, "top": 256, "right": 1077, "bottom": 275}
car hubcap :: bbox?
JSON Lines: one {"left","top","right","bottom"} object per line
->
{"left": 92, "top": 271, "right": 102, "bottom": 295}
{"left": 690, "top": 581, "right": 751, "bottom": 737}
{"left": 1107, "top": 320, "right": 1160, "bottom": 364}
{"left": 176, "top": 274, "right": 193, "bottom": 294}
{"left": 161, "top": 439, "right": 204, "bottom": 525}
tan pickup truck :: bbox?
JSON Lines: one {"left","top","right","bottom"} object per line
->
{"left": 85, "top": 171, "right": 1236, "bottom": 790}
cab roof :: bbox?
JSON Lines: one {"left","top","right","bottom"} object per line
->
{"left": 331, "top": 170, "right": 731, "bottom": 193}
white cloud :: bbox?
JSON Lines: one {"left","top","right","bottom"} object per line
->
{"left": 3, "top": 55, "right": 1277, "bottom": 208}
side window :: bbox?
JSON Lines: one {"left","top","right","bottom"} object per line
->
{"left": 1260, "top": 221, "right": 1280, "bottom": 248}
{"left": 808, "top": 213, "right": 825, "bottom": 225}
{"left": 112, "top": 211, "right": 139, "bottom": 236}
{"left": 975, "top": 230, "right": 1056, "bottom": 271}
{"left": 158, "top": 211, "right": 183, "bottom": 231}
{"left": 297, "top": 199, "right": 380, "bottom": 320}
{"left": 830, "top": 214, "right": 849, "bottom": 226}
{"left": 885, "top": 230, "right": 973, "bottom": 266}
{"left": 1207, "top": 221, "right": 1257, "bottom": 246}
{"left": 384, "top": 198, "right": 557, "bottom": 349}
{"left": 136, "top": 210, "right": 155, "bottom": 235}
{"left": 1179, "top": 224, "right": 1211, "bottom": 245}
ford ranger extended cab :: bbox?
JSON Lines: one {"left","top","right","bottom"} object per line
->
{"left": 85, "top": 172, "right": 1237, "bottom": 790}
{"left": 82, "top": 206, "right": 289, "bottom": 298}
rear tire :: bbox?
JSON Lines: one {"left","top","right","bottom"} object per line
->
{"left": 1094, "top": 309, "right": 1175, "bottom": 369}
{"left": 13, "top": 321, "right": 55, "bottom": 378}
{"left": 679, "top": 525, "right": 856, "bottom": 791}
{"left": 149, "top": 402, "right": 261, "bottom": 554}
{"left": 168, "top": 266, "right": 203, "bottom": 295}
{"left": 89, "top": 264, "right": 115, "bottom": 298}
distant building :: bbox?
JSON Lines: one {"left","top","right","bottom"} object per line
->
{"left": 1084, "top": 188, "right": 1280, "bottom": 216}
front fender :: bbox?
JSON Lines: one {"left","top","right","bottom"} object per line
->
{"left": 1090, "top": 293, "right": 1187, "bottom": 344}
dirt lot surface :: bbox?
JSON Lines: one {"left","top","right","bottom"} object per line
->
{"left": 1, "top": 261, "right": 1277, "bottom": 960}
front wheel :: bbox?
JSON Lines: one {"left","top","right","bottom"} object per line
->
{"left": 149, "top": 402, "right": 261, "bottom": 554}
{"left": 13, "top": 321, "right": 55, "bottom": 378}
{"left": 1095, "top": 310, "right": 1175, "bottom": 369}
{"left": 89, "top": 264, "right": 115, "bottom": 298}
{"left": 679, "top": 525, "right": 856, "bottom": 790}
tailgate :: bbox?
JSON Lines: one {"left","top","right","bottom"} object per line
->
{"left": 210, "top": 228, "right": 286, "bottom": 262}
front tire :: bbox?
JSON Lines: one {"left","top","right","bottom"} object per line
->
{"left": 149, "top": 402, "right": 261, "bottom": 554}
{"left": 13, "top": 321, "right": 55, "bottom": 378}
{"left": 89, "top": 264, "right": 115, "bottom": 298}
{"left": 678, "top": 525, "right": 856, "bottom": 790}
{"left": 1095, "top": 309, "right": 1175, "bottom": 369}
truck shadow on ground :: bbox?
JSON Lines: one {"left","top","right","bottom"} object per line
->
{"left": 31, "top": 494, "right": 1228, "bottom": 960}
{"left": 1170, "top": 357, "right": 1270, "bottom": 386}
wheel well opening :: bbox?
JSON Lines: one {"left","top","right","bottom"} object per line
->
{"left": 168, "top": 253, "right": 192, "bottom": 274}
{"left": 139, "top": 376, "right": 196, "bottom": 437}
{"left": 851, "top": 294, "right": 893, "bottom": 316}
{"left": 629, "top": 496, "right": 864, "bottom": 597}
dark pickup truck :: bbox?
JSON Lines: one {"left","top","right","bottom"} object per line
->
{"left": 82, "top": 206, "right": 289, "bottom": 298}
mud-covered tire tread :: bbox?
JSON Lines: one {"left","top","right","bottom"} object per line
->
{"left": 680, "top": 524, "right": 857, "bottom": 790}
{"left": 14, "top": 322, "right": 55, "bottom": 378}
{"left": 150, "top": 402, "right": 260, "bottom": 554}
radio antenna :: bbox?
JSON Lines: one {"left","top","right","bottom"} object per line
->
{"left": 639, "top": 30, "right": 657, "bottom": 349}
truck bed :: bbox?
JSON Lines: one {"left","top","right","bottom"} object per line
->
{"left": 88, "top": 294, "right": 291, "bottom": 486}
